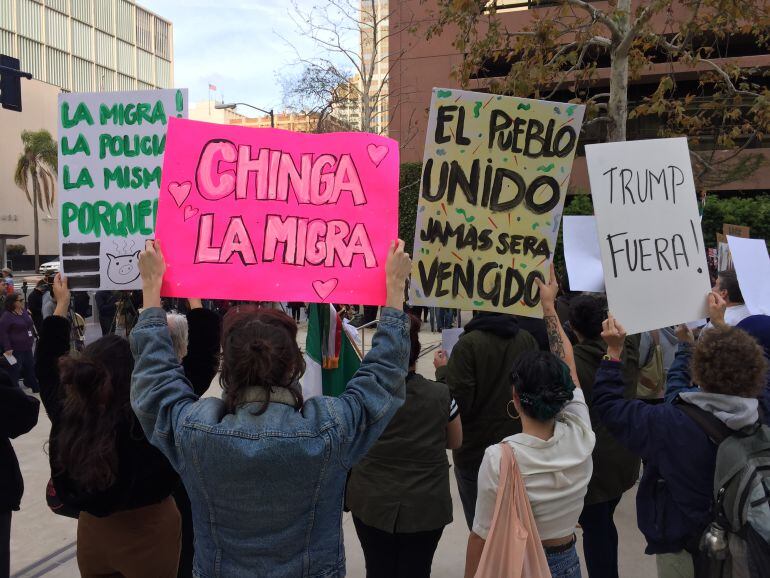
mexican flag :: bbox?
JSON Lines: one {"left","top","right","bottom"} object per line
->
{"left": 302, "top": 303, "right": 362, "bottom": 399}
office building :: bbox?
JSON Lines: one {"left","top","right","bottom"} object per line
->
{"left": 0, "top": 0, "right": 175, "bottom": 263}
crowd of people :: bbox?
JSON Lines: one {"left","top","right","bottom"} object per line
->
{"left": 1, "top": 243, "right": 769, "bottom": 578}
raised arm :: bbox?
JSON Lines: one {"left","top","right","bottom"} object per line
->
{"left": 326, "top": 240, "right": 412, "bottom": 467}
{"left": 182, "top": 299, "right": 221, "bottom": 396}
{"left": 129, "top": 240, "right": 196, "bottom": 472}
{"left": 536, "top": 264, "right": 580, "bottom": 387}
{"left": 34, "top": 274, "right": 72, "bottom": 422}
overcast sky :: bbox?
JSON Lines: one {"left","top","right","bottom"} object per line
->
{"left": 141, "top": 0, "right": 346, "bottom": 115}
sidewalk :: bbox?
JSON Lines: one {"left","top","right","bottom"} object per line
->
{"left": 10, "top": 322, "right": 656, "bottom": 577}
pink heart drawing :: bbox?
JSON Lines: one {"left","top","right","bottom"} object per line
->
{"left": 183, "top": 205, "right": 199, "bottom": 221}
{"left": 367, "top": 143, "right": 389, "bottom": 167}
{"left": 312, "top": 278, "right": 339, "bottom": 301}
{"left": 169, "top": 181, "right": 192, "bottom": 207}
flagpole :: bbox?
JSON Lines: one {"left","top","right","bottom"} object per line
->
{"left": 208, "top": 83, "right": 212, "bottom": 116}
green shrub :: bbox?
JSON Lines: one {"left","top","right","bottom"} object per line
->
{"left": 6, "top": 244, "right": 26, "bottom": 256}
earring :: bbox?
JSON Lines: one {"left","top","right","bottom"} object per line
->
{"left": 507, "top": 400, "right": 520, "bottom": 420}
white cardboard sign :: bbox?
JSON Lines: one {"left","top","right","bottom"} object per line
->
{"left": 728, "top": 236, "right": 770, "bottom": 315}
{"left": 57, "top": 89, "right": 188, "bottom": 290}
{"left": 442, "top": 328, "right": 464, "bottom": 357}
{"left": 586, "top": 137, "right": 710, "bottom": 334}
{"left": 563, "top": 215, "right": 605, "bottom": 292}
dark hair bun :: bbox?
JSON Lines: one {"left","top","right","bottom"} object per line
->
{"left": 568, "top": 295, "right": 607, "bottom": 340}
{"left": 512, "top": 351, "right": 575, "bottom": 421}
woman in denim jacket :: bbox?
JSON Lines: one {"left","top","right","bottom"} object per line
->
{"left": 130, "top": 239, "right": 412, "bottom": 578}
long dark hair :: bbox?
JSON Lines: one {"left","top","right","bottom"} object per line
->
{"left": 55, "top": 335, "right": 134, "bottom": 492}
{"left": 220, "top": 306, "right": 305, "bottom": 414}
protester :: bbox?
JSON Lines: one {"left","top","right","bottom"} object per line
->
{"left": 346, "top": 314, "right": 462, "bottom": 578}
{"left": 165, "top": 301, "right": 222, "bottom": 578}
{"left": 36, "top": 274, "right": 181, "bottom": 577}
{"left": 702, "top": 270, "right": 751, "bottom": 332}
{"left": 737, "top": 315, "right": 770, "bottom": 423}
{"left": 0, "top": 281, "right": 5, "bottom": 312}
{"left": 95, "top": 290, "right": 118, "bottom": 335}
{"left": 41, "top": 288, "right": 56, "bottom": 319}
{"left": 0, "top": 294, "right": 39, "bottom": 393}
{"left": 288, "top": 301, "right": 303, "bottom": 323}
{"left": 569, "top": 294, "right": 641, "bottom": 578}
{"left": 1, "top": 270, "right": 13, "bottom": 295}
{"left": 435, "top": 303, "right": 538, "bottom": 528}
{"left": 0, "top": 365, "right": 40, "bottom": 578}
{"left": 466, "top": 267, "right": 595, "bottom": 577}
{"left": 27, "top": 279, "right": 48, "bottom": 333}
{"left": 593, "top": 297, "right": 768, "bottom": 577}
{"left": 130, "top": 239, "right": 411, "bottom": 576}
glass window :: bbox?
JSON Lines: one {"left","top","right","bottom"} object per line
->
{"left": 117, "top": 39, "right": 134, "bottom": 74}
{"left": 71, "top": 19, "right": 92, "bottom": 59}
{"left": 154, "top": 17, "right": 170, "bottom": 59}
{"left": 137, "top": 47, "right": 153, "bottom": 83}
{"left": 46, "top": 46, "right": 69, "bottom": 89}
{"left": 96, "top": 65, "right": 114, "bottom": 90}
{"left": 93, "top": 0, "right": 113, "bottom": 33}
{"left": 18, "top": 36, "right": 43, "bottom": 80}
{"left": 17, "top": 0, "right": 43, "bottom": 41}
{"left": 94, "top": 29, "right": 114, "bottom": 67}
{"left": 0, "top": 0, "right": 14, "bottom": 32}
{"left": 72, "top": 56, "right": 93, "bottom": 91}
{"left": 117, "top": 72, "right": 135, "bottom": 90}
{"left": 135, "top": 8, "right": 152, "bottom": 51}
{"left": 116, "top": 0, "right": 134, "bottom": 42}
{"left": 45, "top": 0, "right": 68, "bottom": 13}
{"left": 71, "top": 0, "right": 92, "bottom": 24}
{"left": 154, "top": 56, "right": 170, "bottom": 88}
{"left": 45, "top": 7, "right": 68, "bottom": 50}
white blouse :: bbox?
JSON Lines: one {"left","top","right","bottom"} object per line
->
{"left": 473, "top": 389, "right": 596, "bottom": 541}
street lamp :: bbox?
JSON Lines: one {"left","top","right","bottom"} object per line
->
{"left": 215, "top": 102, "right": 275, "bottom": 128}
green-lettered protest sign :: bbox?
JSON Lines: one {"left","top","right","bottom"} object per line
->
{"left": 57, "top": 89, "right": 188, "bottom": 290}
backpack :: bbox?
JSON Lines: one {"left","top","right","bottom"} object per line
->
{"left": 637, "top": 330, "right": 666, "bottom": 399}
{"left": 677, "top": 402, "right": 770, "bottom": 578}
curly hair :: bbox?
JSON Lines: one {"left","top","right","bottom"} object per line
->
{"left": 511, "top": 350, "right": 576, "bottom": 421}
{"left": 568, "top": 294, "right": 608, "bottom": 340}
{"left": 693, "top": 326, "right": 768, "bottom": 398}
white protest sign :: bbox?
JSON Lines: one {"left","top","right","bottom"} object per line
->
{"left": 727, "top": 236, "right": 770, "bottom": 315}
{"left": 442, "top": 327, "right": 464, "bottom": 357}
{"left": 563, "top": 215, "right": 605, "bottom": 292}
{"left": 57, "top": 89, "right": 188, "bottom": 290}
{"left": 586, "top": 137, "right": 710, "bottom": 334}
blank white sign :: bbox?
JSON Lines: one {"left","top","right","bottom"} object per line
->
{"left": 728, "top": 236, "right": 770, "bottom": 315}
{"left": 563, "top": 215, "right": 605, "bottom": 292}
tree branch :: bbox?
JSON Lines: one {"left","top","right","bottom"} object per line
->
{"left": 564, "top": 0, "right": 622, "bottom": 43}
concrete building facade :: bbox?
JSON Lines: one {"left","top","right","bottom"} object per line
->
{"left": 388, "top": 0, "right": 770, "bottom": 194}
{"left": 0, "top": 0, "right": 174, "bottom": 263}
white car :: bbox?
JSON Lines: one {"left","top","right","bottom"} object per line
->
{"left": 39, "top": 260, "right": 60, "bottom": 275}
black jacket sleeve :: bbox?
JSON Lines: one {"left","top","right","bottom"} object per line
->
{"left": 182, "top": 308, "right": 221, "bottom": 397}
{"left": 0, "top": 371, "right": 40, "bottom": 438}
{"left": 35, "top": 315, "right": 71, "bottom": 422}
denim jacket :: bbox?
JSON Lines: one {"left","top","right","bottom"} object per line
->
{"left": 130, "top": 306, "right": 409, "bottom": 578}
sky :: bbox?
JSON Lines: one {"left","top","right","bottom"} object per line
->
{"left": 140, "top": 0, "right": 349, "bottom": 115}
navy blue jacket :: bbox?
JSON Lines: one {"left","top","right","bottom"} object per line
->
{"left": 592, "top": 348, "right": 716, "bottom": 554}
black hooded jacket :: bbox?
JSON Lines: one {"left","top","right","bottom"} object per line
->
{"left": 436, "top": 313, "right": 538, "bottom": 471}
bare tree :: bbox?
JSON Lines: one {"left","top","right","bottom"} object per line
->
{"left": 284, "top": 0, "right": 409, "bottom": 134}
{"left": 282, "top": 64, "right": 357, "bottom": 132}
{"left": 430, "top": 0, "right": 769, "bottom": 188}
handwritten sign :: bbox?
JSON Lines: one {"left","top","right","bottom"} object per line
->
{"left": 409, "top": 88, "right": 585, "bottom": 316}
{"left": 723, "top": 223, "right": 750, "bottom": 238}
{"left": 57, "top": 89, "right": 188, "bottom": 290}
{"left": 586, "top": 137, "right": 710, "bottom": 334}
{"left": 155, "top": 118, "right": 398, "bottom": 304}
{"left": 727, "top": 236, "right": 770, "bottom": 315}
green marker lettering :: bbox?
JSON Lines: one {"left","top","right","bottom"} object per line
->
{"left": 61, "top": 134, "right": 90, "bottom": 156}
{"left": 61, "top": 102, "right": 94, "bottom": 128}
{"left": 63, "top": 166, "right": 94, "bottom": 190}
{"left": 61, "top": 202, "right": 78, "bottom": 237}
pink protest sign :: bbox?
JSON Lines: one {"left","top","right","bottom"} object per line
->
{"left": 156, "top": 118, "right": 399, "bottom": 304}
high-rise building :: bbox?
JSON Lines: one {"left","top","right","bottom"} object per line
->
{"left": 0, "top": 0, "right": 173, "bottom": 92}
{"left": 359, "top": 0, "right": 388, "bottom": 133}
{"left": 0, "top": 0, "right": 175, "bottom": 264}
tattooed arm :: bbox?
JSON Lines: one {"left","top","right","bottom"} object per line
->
{"left": 536, "top": 264, "right": 581, "bottom": 388}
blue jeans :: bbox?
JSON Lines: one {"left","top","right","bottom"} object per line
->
{"left": 546, "top": 543, "right": 582, "bottom": 578}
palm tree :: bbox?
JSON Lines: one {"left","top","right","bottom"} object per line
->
{"left": 14, "top": 129, "right": 58, "bottom": 271}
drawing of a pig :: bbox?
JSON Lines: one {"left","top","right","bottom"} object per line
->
{"left": 106, "top": 251, "right": 141, "bottom": 285}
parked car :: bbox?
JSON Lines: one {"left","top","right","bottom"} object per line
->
{"left": 39, "top": 260, "right": 60, "bottom": 275}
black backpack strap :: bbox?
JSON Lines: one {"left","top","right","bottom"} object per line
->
{"left": 674, "top": 398, "right": 733, "bottom": 445}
